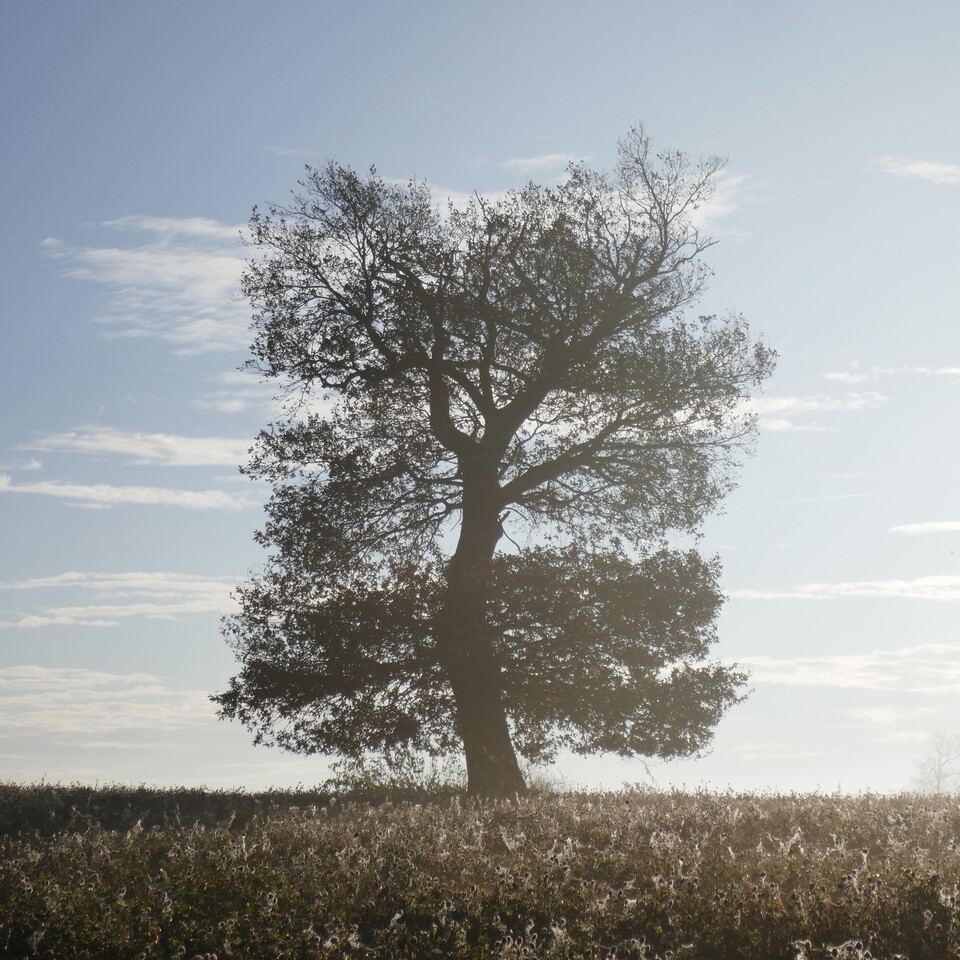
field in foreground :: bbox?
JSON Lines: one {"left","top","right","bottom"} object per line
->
{"left": 1, "top": 784, "right": 958, "bottom": 959}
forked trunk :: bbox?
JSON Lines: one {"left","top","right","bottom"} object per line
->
{"left": 437, "top": 477, "right": 527, "bottom": 797}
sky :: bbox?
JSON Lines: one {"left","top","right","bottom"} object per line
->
{"left": 1, "top": 0, "right": 958, "bottom": 794}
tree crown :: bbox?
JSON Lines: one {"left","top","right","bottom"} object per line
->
{"left": 242, "top": 126, "right": 775, "bottom": 567}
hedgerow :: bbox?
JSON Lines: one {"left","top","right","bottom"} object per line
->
{"left": 1, "top": 784, "right": 957, "bottom": 958}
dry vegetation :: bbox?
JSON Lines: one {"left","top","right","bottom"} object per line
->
{"left": 1, "top": 782, "right": 958, "bottom": 958}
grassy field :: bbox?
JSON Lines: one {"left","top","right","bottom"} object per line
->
{"left": 1, "top": 783, "right": 958, "bottom": 959}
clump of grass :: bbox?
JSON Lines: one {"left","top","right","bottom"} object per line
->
{"left": 1, "top": 785, "right": 958, "bottom": 958}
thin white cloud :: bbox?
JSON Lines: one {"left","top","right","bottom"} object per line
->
{"left": 890, "top": 521, "right": 960, "bottom": 535}
{"left": 738, "top": 643, "right": 960, "bottom": 694}
{"left": 0, "top": 665, "right": 159, "bottom": 691}
{"left": 27, "top": 427, "right": 249, "bottom": 466}
{"left": 823, "top": 371, "right": 876, "bottom": 385}
{"left": 0, "top": 571, "right": 238, "bottom": 629}
{"left": 193, "top": 393, "right": 258, "bottom": 414}
{"left": 689, "top": 173, "right": 755, "bottom": 233}
{"left": 500, "top": 152, "right": 585, "bottom": 174}
{"left": 750, "top": 392, "right": 886, "bottom": 415}
{"left": 752, "top": 491, "right": 879, "bottom": 507}
{"left": 12, "top": 599, "right": 234, "bottom": 629}
{"left": 875, "top": 156, "right": 960, "bottom": 186}
{"left": 103, "top": 215, "right": 242, "bottom": 241}
{"left": 731, "top": 574, "right": 960, "bottom": 603}
{"left": 0, "top": 665, "right": 213, "bottom": 734}
{"left": 906, "top": 365, "right": 960, "bottom": 376}
{"left": 0, "top": 457, "right": 42, "bottom": 471}
{"left": 0, "top": 570, "right": 235, "bottom": 594}
{"left": 754, "top": 418, "right": 829, "bottom": 434}
{"left": 42, "top": 216, "right": 249, "bottom": 354}
{"left": 0, "top": 475, "right": 256, "bottom": 511}
{"left": 824, "top": 363, "right": 960, "bottom": 383}
{"left": 746, "top": 391, "right": 886, "bottom": 432}
{"left": 193, "top": 371, "right": 277, "bottom": 415}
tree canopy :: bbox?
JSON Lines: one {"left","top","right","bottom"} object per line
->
{"left": 215, "top": 126, "right": 776, "bottom": 795}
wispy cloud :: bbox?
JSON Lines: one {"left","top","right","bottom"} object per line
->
{"left": 752, "top": 418, "right": 829, "bottom": 434}
{"left": 0, "top": 457, "right": 41, "bottom": 472}
{"left": 731, "top": 574, "right": 960, "bottom": 603}
{"left": 0, "top": 664, "right": 328, "bottom": 787}
{"left": 0, "top": 570, "right": 236, "bottom": 594}
{"left": 824, "top": 363, "right": 960, "bottom": 384}
{"left": 746, "top": 391, "right": 886, "bottom": 432}
{"left": 823, "top": 371, "right": 877, "bottom": 385}
{"left": 9, "top": 600, "right": 231, "bottom": 628}
{"left": 751, "top": 491, "right": 880, "bottom": 507}
{"left": 0, "top": 571, "right": 238, "bottom": 628}
{"left": 42, "top": 216, "right": 249, "bottom": 354}
{"left": 875, "top": 156, "right": 960, "bottom": 186}
{"left": 689, "top": 173, "right": 756, "bottom": 234}
{"left": 103, "top": 216, "right": 242, "bottom": 241}
{"left": 499, "top": 152, "right": 586, "bottom": 174}
{"left": 751, "top": 392, "right": 886, "bottom": 415}
{"left": 27, "top": 427, "right": 250, "bottom": 467}
{"left": 908, "top": 366, "right": 960, "bottom": 375}
{"left": 890, "top": 521, "right": 960, "bottom": 535}
{"left": 0, "top": 475, "right": 256, "bottom": 511}
{"left": 193, "top": 371, "right": 277, "bottom": 415}
{"left": 0, "top": 665, "right": 212, "bottom": 733}
{"left": 738, "top": 643, "right": 960, "bottom": 694}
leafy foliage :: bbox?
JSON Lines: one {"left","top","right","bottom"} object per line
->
{"left": 2, "top": 784, "right": 960, "bottom": 958}
{"left": 218, "top": 546, "right": 743, "bottom": 764}
{"left": 490, "top": 547, "right": 742, "bottom": 761}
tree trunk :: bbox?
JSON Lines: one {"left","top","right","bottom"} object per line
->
{"left": 445, "top": 648, "right": 527, "bottom": 797}
{"left": 437, "top": 471, "right": 527, "bottom": 797}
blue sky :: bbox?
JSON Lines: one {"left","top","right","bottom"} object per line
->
{"left": 2, "top": 0, "right": 958, "bottom": 792}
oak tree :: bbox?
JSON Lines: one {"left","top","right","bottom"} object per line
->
{"left": 214, "top": 126, "right": 776, "bottom": 796}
